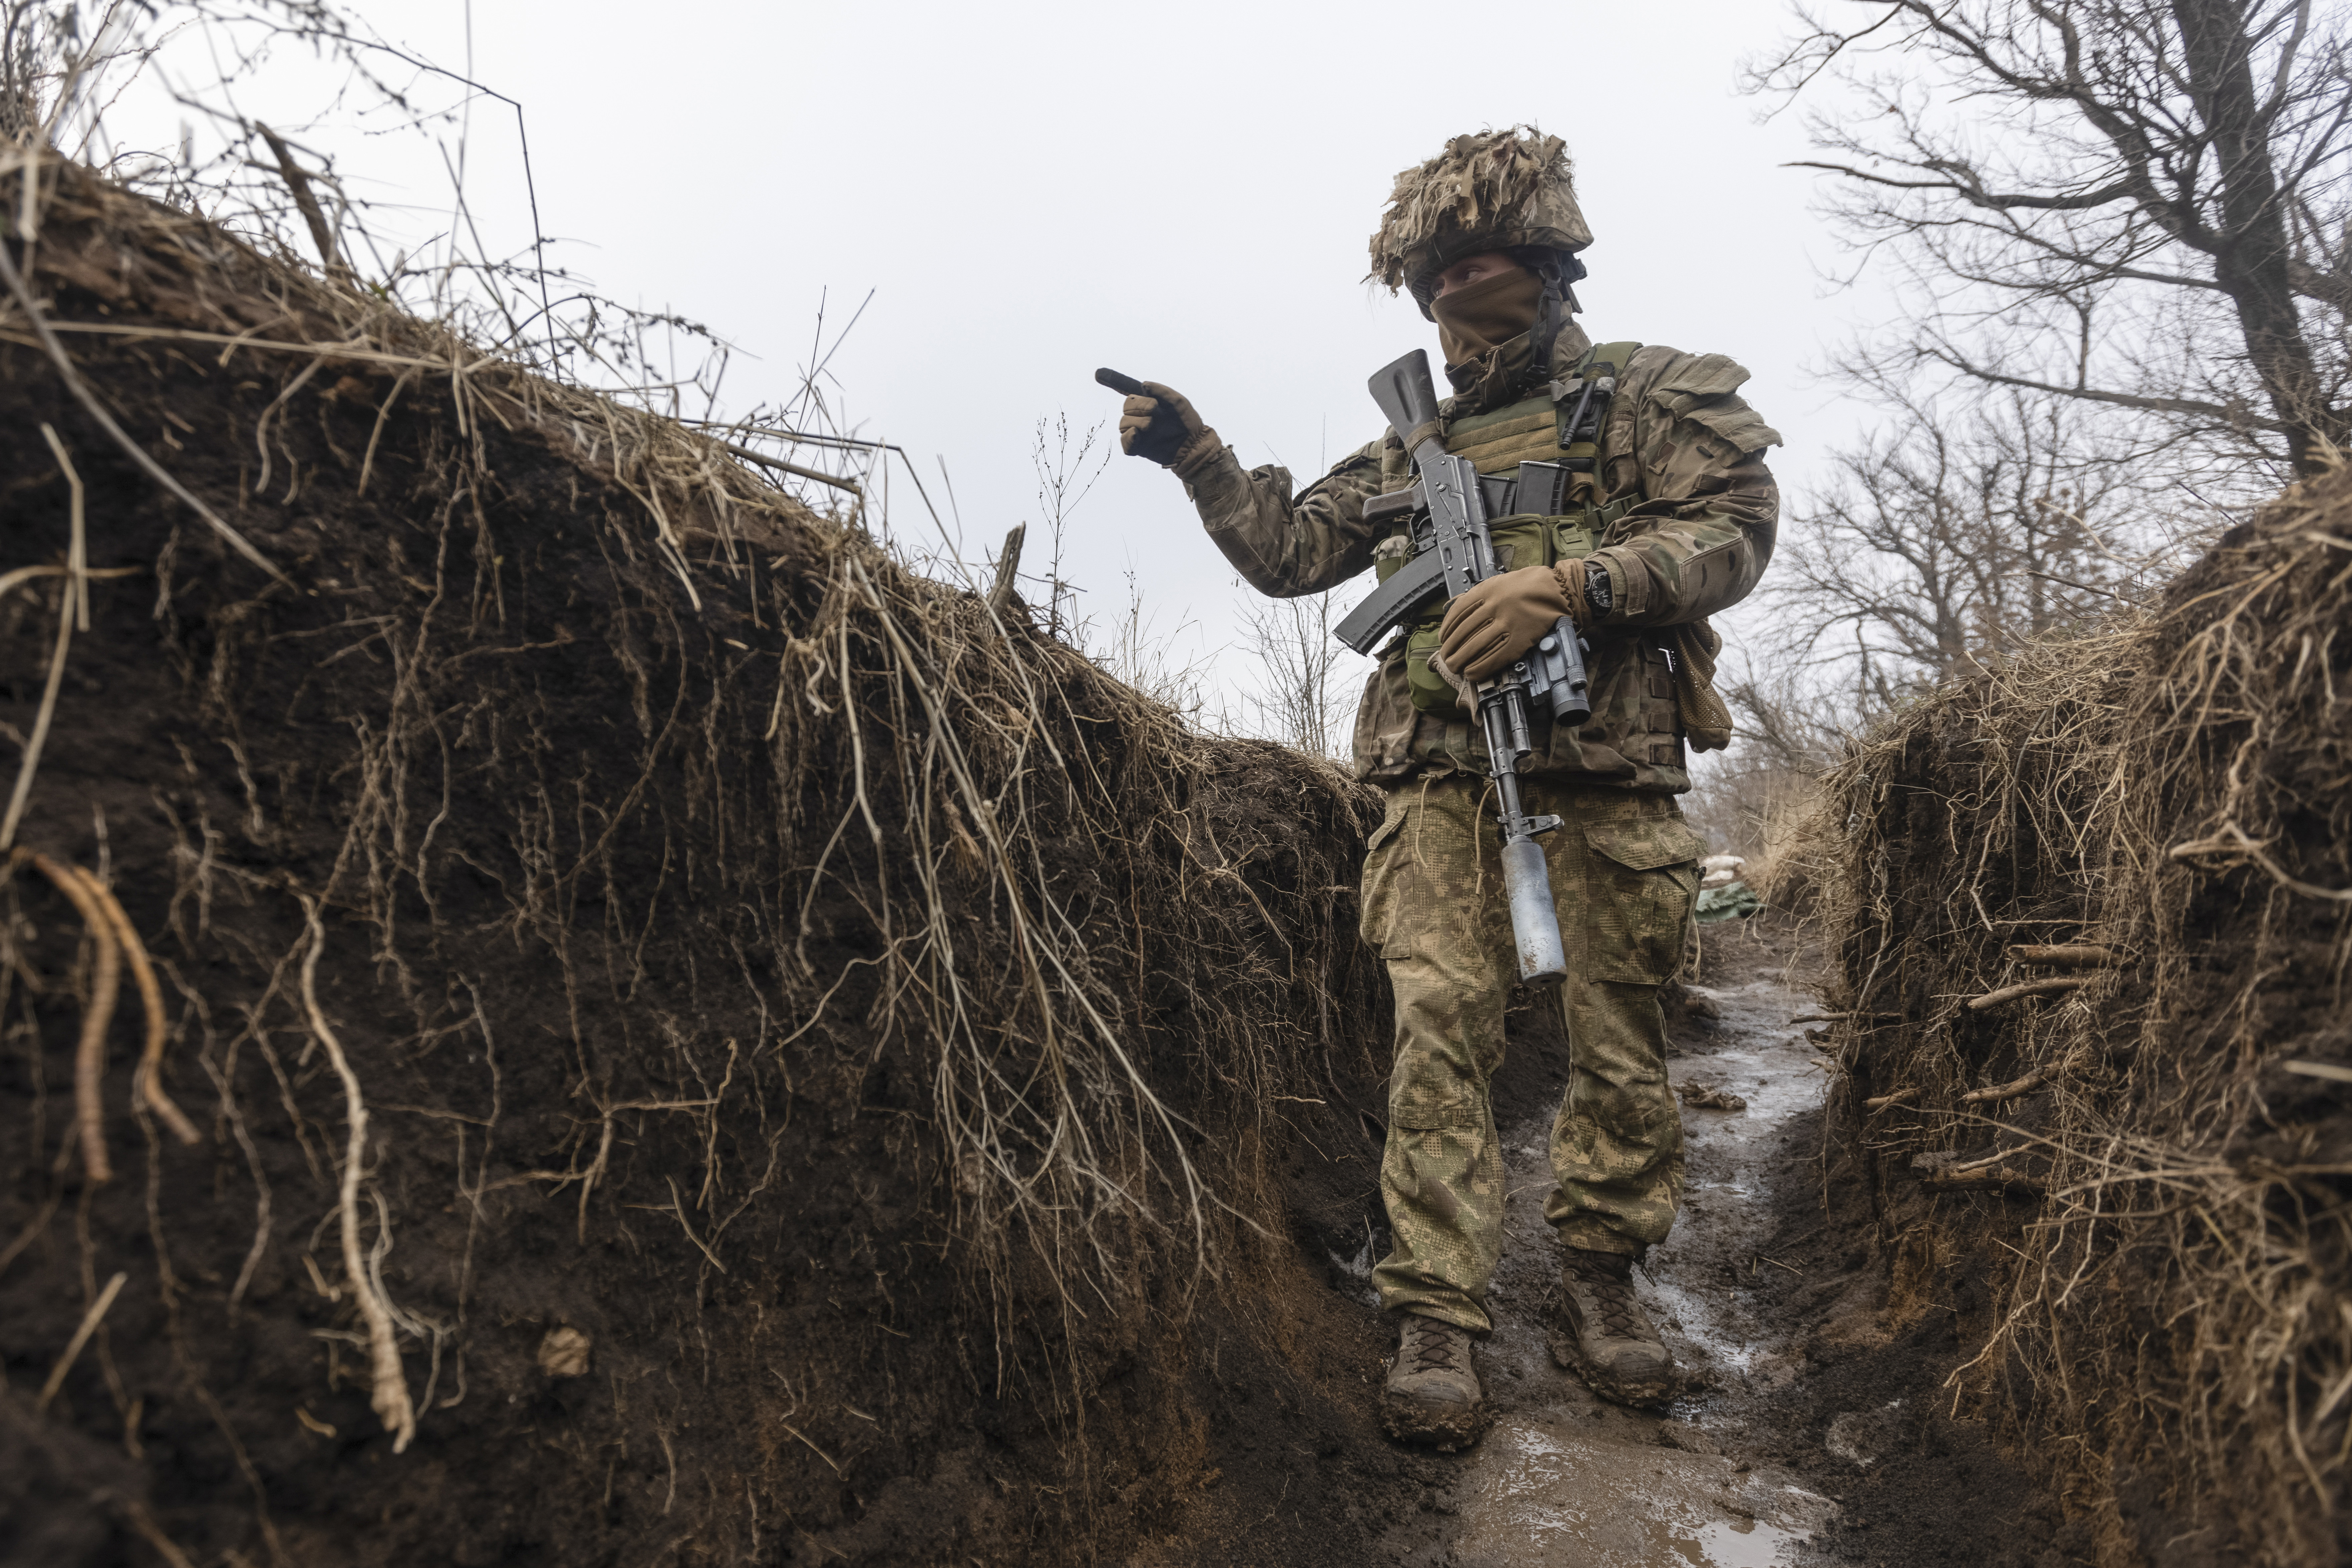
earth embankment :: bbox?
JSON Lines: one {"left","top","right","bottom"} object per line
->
{"left": 0, "top": 155, "right": 1399, "bottom": 1566}
{"left": 1810, "top": 466, "right": 2352, "bottom": 1563}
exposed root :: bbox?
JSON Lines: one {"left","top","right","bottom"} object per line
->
{"left": 1956, "top": 1070, "right": 2046, "bottom": 1106}
{"left": 70, "top": 868, "right": 199, "bottom": 1145}
{"left": 2000, "top": 944, "right": 2119, "bottom": 967}
{"left": 1964, "top": 976, "right": 2090, "bottom": 1011}
{"left": 0, "top": 428, "right": 86, "bottom": 853}
{"left": 296, "top": 896, "right": 414, "bottom": 1454}
{"left": 12, "top": 850, "right": 121, "bottom": 1182}
{"left": 35, "top": 1267, "right": 125, "bottom": 1412}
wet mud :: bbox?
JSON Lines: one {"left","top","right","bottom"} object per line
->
{"left": 1367, "top": 920, "right": 1840, "bottom": 1567}
{"left": 1147, "top": 911, "right": 2062, "bottom": 1568}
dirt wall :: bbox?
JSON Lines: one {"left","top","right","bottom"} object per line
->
{"left": 1812, "top": 467, "right": 2352, "bottom": 1565}
{"left": 0, "top": 159, "right": 1397, "bottom": 1566}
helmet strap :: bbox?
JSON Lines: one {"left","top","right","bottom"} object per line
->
{"left": 1522, "top": 251, "right": 1587, "bottom": 392}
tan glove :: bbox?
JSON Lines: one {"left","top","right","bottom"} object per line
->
{"left": 1438, "top": 561, "right": 1598, "bottom": 685}
{"left": 1117, "top": 380, "right": 1218, "bottom": 470}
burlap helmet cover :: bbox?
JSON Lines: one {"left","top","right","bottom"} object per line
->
{"left": 1368, "top": 127, "right": 1592, "bottom": 315}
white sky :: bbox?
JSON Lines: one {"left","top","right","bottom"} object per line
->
{"left": 98, "top": 0, "right": 1892, "bottom": 725}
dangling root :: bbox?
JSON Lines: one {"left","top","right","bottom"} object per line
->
{"left": 10, "top": 849, "right": 121, "bottom": 1183}
{"left": 71, "top": 866, "right": 200, "bottom": 1144}
{"left": 297, "top": 896, "right": 415, "bottom": 1453}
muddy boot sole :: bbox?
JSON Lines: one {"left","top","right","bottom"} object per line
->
{"left": 1547, "top": 1323, "right": 1673, "bottom": 1409}
{"left": 1379, "top": 1390, "right": 1494, "bottom": 1452}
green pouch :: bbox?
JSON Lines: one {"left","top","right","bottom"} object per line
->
{"left": 1398, "top": 510, "right": 1594, "bottom": 716}
{"left": 1404, "top": 624, "right": 1462, "bottom": 714}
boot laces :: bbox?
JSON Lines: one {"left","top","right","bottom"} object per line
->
{"left": 1404, "top": 1320, "right": 1464, "bottom": 1373}
{"left": 1572, "top": 1255, "right": 1647, "bottom": 1340}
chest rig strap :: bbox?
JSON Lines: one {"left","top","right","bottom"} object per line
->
{"left": 1550, "top": 340, "right": 1642, "bottom": 475}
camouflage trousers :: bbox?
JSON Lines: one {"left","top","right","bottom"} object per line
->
{"left": 1359, "top": 774, "right": 1704, "bottom": 1333}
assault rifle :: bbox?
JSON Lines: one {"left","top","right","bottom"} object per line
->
{"left": 1339, "top": 350, "right": 1592, "bottom": 985}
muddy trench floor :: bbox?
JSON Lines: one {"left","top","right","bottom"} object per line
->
{"left": 1126, "top": 911, "right": 2075, "bottom": 1568}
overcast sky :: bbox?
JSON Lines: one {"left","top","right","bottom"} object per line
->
{"left": 104, "top": 0, "right": 1892, "bottom": 726}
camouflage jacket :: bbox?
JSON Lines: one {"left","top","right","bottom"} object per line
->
{"left": 1181, "top": 328, "right": 1780, "bottom": 792}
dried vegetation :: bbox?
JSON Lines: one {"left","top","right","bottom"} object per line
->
{"left": 0, "top": 152, "right": 1388, "bottom": 1563}
{"left": 1813, "top": 462, "right": 2352, "bottom": 1562}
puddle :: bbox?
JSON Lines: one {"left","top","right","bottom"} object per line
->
{"left": 1450, "top": 1419, "right": 1808, "bottom": 1567}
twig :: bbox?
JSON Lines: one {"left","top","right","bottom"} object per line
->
{"left": 1922, "top": 1166, "right": 2044, "bottom": 1193}
{"left": 14, "top": 850, "right": 119, "bottom": 1181}
{"left": 721, "top": 440, "right": 861, "bottom": 494}
{"left": 71, "top": 868, "right": 199, "bottom": 1144}
{"left": 36, "top": 1270, "right": 127, "bottom": 1412}
{"left": 1959, "top": 1069, "right": 2046, "bottom": 1105}
{"left": 298, "top": 898, "right": 415, "bottom": 1452}
{"left": 2024, "top": 567, "right": 2130, "bottom": 602}
{"left": 1967, "top": 977, "right": 2091, "bottom": 1011}
{"left": 2284, "top": 1060, "right": 2352, "bottom": 1084}
{"left": 2003, "top": 944, "right": 2119, "bottom": 967}
{"left": 0, "top": 428, "right": 87, "bottom": 852}
{"left": 988, "top": 524, "right": 1026, "bottom": 615}
{"left": 0, "top": 233, "right": 287, "bottom": 586}
{"left": 253, "top": 122, "right": 345, "bottom": 279}
{"left": 1864, "top": 1087, "right": 1919, "bottom": 1111}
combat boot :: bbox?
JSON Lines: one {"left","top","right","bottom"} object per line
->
{"left": 1549, "top": 1247, "right": 1673, "bottom": 1407}
{"left": 1380, "top": 1313, "right": 1491, "bottom": 1451}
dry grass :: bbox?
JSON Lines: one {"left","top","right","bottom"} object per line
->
{"left": 1815, "top": 464, "right": 2352, "bottom": 1562}
{"left": 0, "top": 146, "right": 1386, "bottom": 1553}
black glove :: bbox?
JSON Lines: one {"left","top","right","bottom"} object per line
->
{"left": 1115, "top": 381, "right": 1213, "bottom": 467}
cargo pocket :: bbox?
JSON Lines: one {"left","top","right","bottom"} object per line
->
{"left": 1359, "top": 798, "right": 1414, "bottom": 957}
{"left": 1581, "top": 818, "right": 1706, "bottom": 984}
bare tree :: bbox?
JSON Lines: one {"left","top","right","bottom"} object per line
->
{"left": 1758, "top": 379, "right": 2193, "bottom": 711}
{"left": 1230, "top": 588, "right": 1357, "bottom": 761}
{"left": 1752, "top": 0, "right": 2352, "bottom": 481}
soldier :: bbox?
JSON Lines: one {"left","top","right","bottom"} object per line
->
{"left": 1108, "top": 128, "right": 1779, "bottom": 1449}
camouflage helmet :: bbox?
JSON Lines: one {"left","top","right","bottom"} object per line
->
{"left": 1369, "top": 127, "right": 1592, "bottom": 319}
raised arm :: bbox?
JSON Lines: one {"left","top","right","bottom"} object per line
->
{"left": 1107, "top": 375, "right": 1386, "bottom": 599}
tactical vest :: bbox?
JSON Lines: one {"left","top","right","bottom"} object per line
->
{"left": 1374, "top": 341, "right": 1643, "bottom": 713}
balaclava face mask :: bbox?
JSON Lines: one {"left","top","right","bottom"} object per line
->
{"left": 1430, "top": 265, "right": 1545, "bottom": 369}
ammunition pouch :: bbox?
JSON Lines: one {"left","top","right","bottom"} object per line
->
{"left": 1372, "top": 341, "right": 1645, "bottom": 715}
